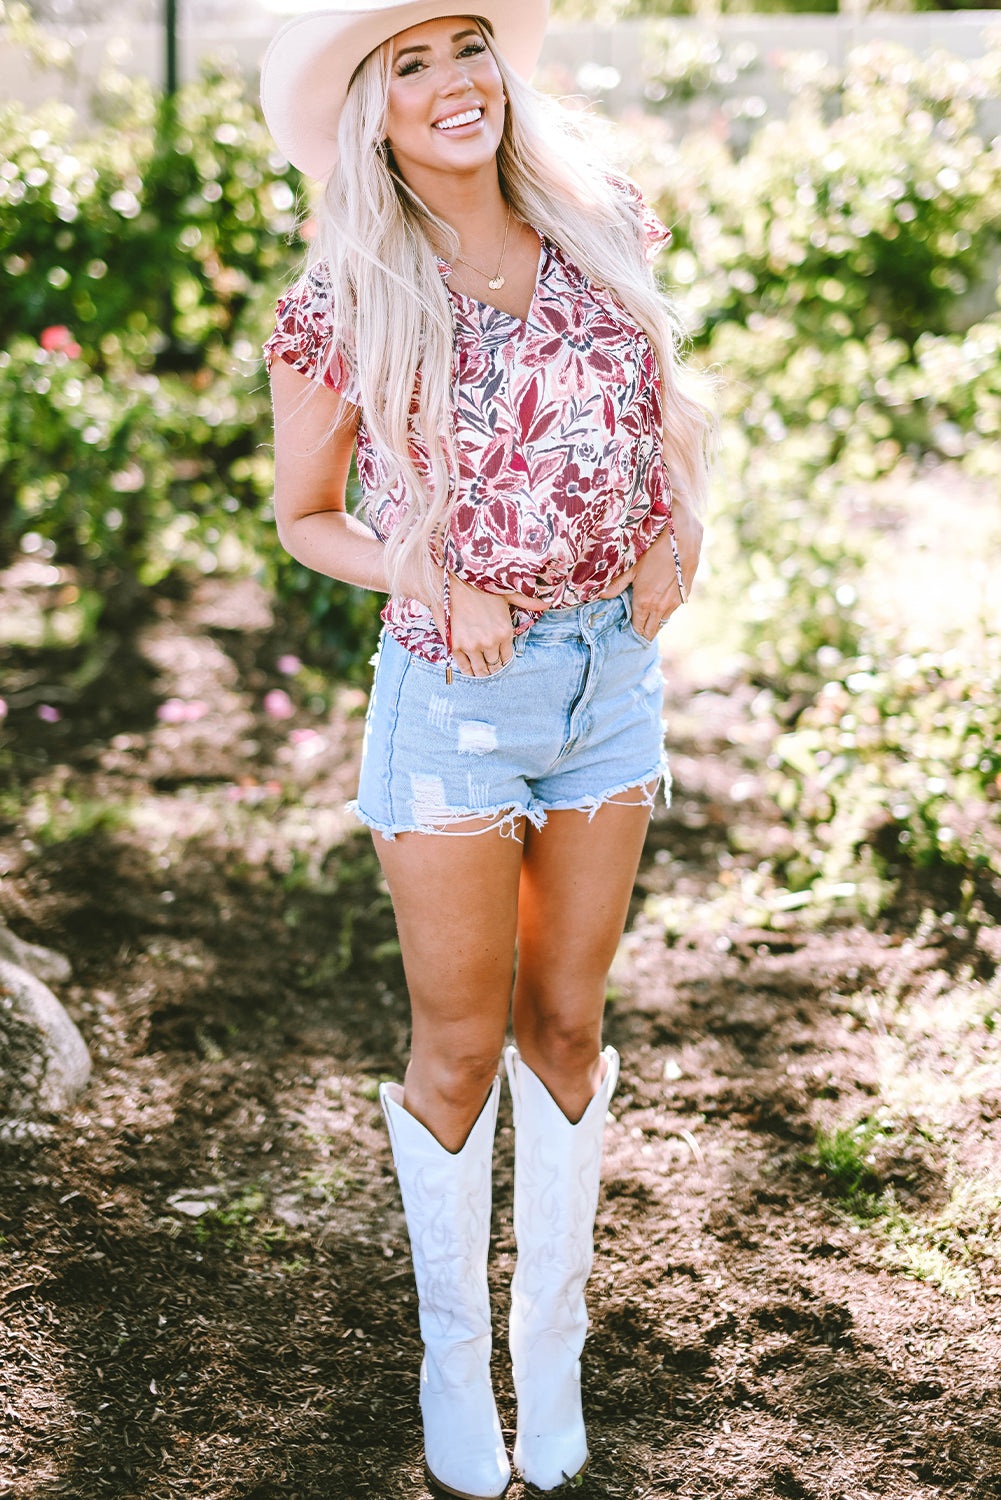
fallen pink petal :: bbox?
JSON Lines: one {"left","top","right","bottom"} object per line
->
{"left": 264, "top": 689, "right": 295, "bottom": 720}
{"left": 37, "top": 704, "right": 61, "bottom": 722}
{"left": 157, "top": 699, "right": 209, "bottom": 724}
{"left": 157, "top": 699, "right": 189, "bottom": 723}
{"left": 277, "top": 654, "right": 302, "bottom": 676}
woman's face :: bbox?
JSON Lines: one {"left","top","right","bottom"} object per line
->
{"left": 383, "top": 16, "right": 506, "bottom": 189}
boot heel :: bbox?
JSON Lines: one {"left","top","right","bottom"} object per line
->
{"left": 424, "top": 1460, "right": 512, "bottom": 1499}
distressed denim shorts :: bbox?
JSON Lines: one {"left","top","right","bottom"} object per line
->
{"left": 350, "top": 591, "right": 668, "bottom": 840}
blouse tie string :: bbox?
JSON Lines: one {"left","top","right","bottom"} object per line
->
{"left": 442, "top": 564, "right": 454, "bottom": 686}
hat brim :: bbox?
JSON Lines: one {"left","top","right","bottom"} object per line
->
{"left": 261, "top": 0, "right": 548, "bottom": 181}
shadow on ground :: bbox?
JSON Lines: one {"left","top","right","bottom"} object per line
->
{"left": 2, "top": 577, "right": 1000, "bottom": 1499}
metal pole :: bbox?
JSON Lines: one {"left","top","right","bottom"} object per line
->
{"left": 161, "top": 0, "right": 179, "bottom": 363}
{"left": 165, "top": 0, "right": 178, "bottom": 96}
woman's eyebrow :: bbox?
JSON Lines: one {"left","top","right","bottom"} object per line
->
{"left": 394, "top": 28, "right": 480, "bottom": 60}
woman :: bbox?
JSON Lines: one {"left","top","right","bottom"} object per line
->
{"left": 261, "top": 4, "right": 712, "bottom": 1494}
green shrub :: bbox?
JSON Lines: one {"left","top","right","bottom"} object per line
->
{"left": 771, "top": 641, "right": 1001, "bottom": 900}
{"left": 0, "top": 11, "right": 389, "bottom": 674}
{"left": 0, "top": 317, "right": 283, "bottom": 579}
{"left": 645, "top": 37, "right": 1001, "bottom": 347}
{"left": 0, "top": 335, "right": 174, "bottom": 578}
{"left": 4, "top": 9, "right": 1001, "bottom": 697}
{"left": 0, "top": 60, "right": 300, "bottom": 365}
{"left": 618, "top": 37, "right": 1001, "bottom": 697}
{"left": 907, "top": 321, "right": 1001, "bottom": 481}
{"left": 272, "top": 543, "right": 386, "bottom": 687}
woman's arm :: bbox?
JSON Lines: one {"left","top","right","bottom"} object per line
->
{"left": 271, "top": 358, "right": 537, "bottom": 675}
{"left": 271, "top": 358, "right": 397, "bottom": 593}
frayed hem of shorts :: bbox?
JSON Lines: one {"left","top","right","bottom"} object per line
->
{"left": 346, "top": 797, "right": 547, "bottom": 843}
{"left": 536, "top": 762, "right": 671, "bottom": 822}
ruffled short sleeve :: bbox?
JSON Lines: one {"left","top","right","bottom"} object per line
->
{"left": 610, "top": 176, "right": 673, "bottom": 262}
{"left": 263, "top": 262, "right": 361, "bottom": 405}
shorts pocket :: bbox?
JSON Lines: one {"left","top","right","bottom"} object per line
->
{"left": 622, "top": 588, "right": 659, "bottom": 650}
{"left": 408, "top": 631, "right": 526, "bottom": 683}
{"left": 624, "top": 618, "right": 658, "bottom": 649}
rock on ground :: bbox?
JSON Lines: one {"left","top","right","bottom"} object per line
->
{"left": 0, "top": 948, "right": 90, "bottom": 1117}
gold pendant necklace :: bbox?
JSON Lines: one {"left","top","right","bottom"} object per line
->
{"left": 454, "top": 204, "right": 512, "bottom": 291}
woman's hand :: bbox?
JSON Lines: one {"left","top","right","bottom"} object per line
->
{"left": 599, "top": 502, "right": 703, "bottom": 641}
{"left": 423, "top": 574, "right": 546, "bottom": 678}
{"left": 444, "top": 574, "right": 517, "bottom": 677}
{"left": 399, "top": 551, "right": 549, "bottom": 679}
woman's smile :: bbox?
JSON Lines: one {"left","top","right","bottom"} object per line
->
{"left": 432, "top": 104, "right": 485, "bottom": 132}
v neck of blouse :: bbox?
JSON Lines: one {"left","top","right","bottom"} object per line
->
{"left": 436, "top": 231, "right": 547, "bottom": 328}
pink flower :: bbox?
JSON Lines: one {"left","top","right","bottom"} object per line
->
{"left": 277, "top": 654, "right": 302, "bottom": 676}
{"left": 226, "top": 778, "right": 283, "bottom": 804}
{"left": 157, "top": 698, "right": 208, "bottom": 724}
{"left": 40, "top": 325, "right": 81, "bottom": 358}
{"left": 289, "top": 728, "right": 324, "bottom": 759}
{"left": 37, "top": 704, "right": 61, "bottom": 722}
{"left": 0, "top": 698, "right": 7, "bottom": 724}
{"left": 264, "top": 688, "right": 295, "bottom": 721}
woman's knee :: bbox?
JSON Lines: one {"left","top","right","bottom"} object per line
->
{"left": 518, "top": 1013, "right": 601, "bottom": 1080}
{"left": 408, "top": 1041, "right": 505, "bottom": 1114}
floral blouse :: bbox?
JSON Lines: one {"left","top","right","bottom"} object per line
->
{"left": 264, "top": 189, "right": 681, "bottom": 667}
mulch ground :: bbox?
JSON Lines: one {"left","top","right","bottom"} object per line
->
{"left": 1, "top": 572, "right": 1000, "bottom": 1500}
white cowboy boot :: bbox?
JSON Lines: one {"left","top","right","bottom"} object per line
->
{"left": 504, "top": 1044, "right": 620, "bottom": 1492}
{"left": 380, "top": 1077, "right": 511, "bottom": 1500}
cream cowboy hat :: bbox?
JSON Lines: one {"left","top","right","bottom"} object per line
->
{"left": 260, "top": 0, "right": 549, "bottom": 181}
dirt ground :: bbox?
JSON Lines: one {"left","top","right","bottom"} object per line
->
{"left": 1, "top": 570, "right": 1000, "bottom": 1500}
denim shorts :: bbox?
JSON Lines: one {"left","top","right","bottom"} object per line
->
{"left": 350, "top": 591, "right": 668, "bottom": 840}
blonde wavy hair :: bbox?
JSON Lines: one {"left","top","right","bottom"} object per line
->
{"left": 309, "top": 20, "right": 715, "bottom": 604}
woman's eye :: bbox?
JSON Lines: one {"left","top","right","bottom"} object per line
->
{"left": 394, "top": 41, "right": 483, "bottom": 75}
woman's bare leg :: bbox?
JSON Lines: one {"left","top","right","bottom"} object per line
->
{"left": 506, "top": 792, "right": 652, "bottom": 1489}
{"left": 512, "top": 792, "right": 654, "bottom": 1121}
{"left": 374, "top": 817, "right": 525, "bottom": 1152}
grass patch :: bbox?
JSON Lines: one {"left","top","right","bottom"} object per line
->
{"left": 298, "top": 1166, "right": 357, "bottom": 1206}
{"left": 809, "top": 1113, "right": 1001, "bottom": 1299}
{"left": 190, "top": 1185, "right": 268, "bottom": 1245}
{"left": 807, "top": 957, "right": 1001, "bottom": 1297}
{"left": 358, "top": 1075, "right": 397, "bottom": 1103}
{"left": 811, "top": 1116, "right": 896, "bottom": 1211}
{"left": 22, "top": 787, "right": 132, "bottom": 845}
{"left": 882, "top": 1175, "right": 1001, "bottom": 1300}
